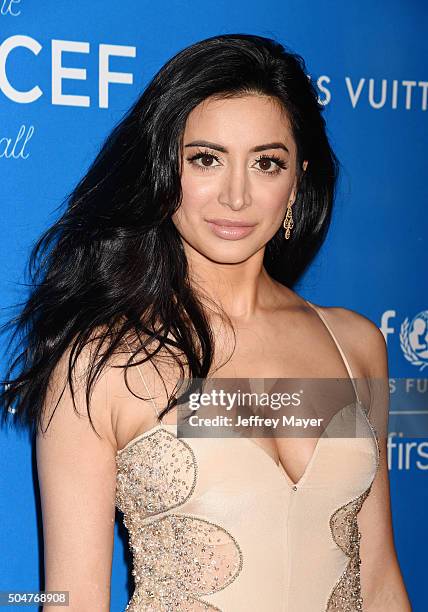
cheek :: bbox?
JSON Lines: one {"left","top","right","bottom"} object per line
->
{"left": 171, "top": 192, "right": 203, "bottom": 234}
{"left": 181, "top": 171, "right": 214, "bottom": 206}
{"left": 173, "top": 195, "right": 204, "bottom": 229}
{"left": 175, "top": 174, "right": 213, "bottom": 227}
{"left": 254, "top": 183, "right": 290, "bottom": 219}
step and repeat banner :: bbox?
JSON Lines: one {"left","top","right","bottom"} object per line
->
{"left": 0, "top": 1, "right": 426, "bottom": 610}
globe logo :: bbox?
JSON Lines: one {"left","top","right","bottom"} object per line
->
{"left": 400, "top": 310, "right": 428, "bottom": 371}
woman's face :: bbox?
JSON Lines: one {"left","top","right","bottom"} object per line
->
{"left": 172, "top": 94, "right": 302, "bottom": 265}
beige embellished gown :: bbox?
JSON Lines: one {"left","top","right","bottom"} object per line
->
{"left": 115, "top": 300, "right": 380, "bottom": 611}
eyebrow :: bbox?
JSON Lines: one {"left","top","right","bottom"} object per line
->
{"left": 184, "top": 140, "right": 289, "bottom": 154}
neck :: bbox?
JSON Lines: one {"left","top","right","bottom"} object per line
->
{"left": 184, "top": 244, "right": 281, "bottom": 322}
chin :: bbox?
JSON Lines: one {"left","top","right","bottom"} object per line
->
{"left": 200, "top": 247, "right": 254, "bottom": 265}
{"left": 181, "top": 233, "right": 257, "bottom": 263}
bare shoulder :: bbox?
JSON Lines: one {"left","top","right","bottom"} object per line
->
{"left": 37, "top": 323, "right": 166, "bottom": 456}
{"left": 309, "top": 301, "right": 388, "bottom": 378}
{"left": 39, "top": 327, "right": 119, "bottom": 450}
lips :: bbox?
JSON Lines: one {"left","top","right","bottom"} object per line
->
{"left": 205, "top": 219, "right": 256, "bottom": 240}
{"left": 205, "top": 218, "right": 257, "bottom": 227}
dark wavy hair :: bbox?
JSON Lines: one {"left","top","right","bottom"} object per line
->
{"left": 0, "top": 33, "right": 339, "bottom": 438}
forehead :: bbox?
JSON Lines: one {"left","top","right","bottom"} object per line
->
{"left": 183, "top": 94, "right": 295, "bottom": 151}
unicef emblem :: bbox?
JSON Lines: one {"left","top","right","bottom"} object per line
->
{"left": 400, "top": 311, "right": 428, "bottom": 371}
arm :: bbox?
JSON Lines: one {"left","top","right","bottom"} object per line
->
{"left": 354, "top": 320, "right": 412, "bottom": 611}
{"left": 36, "top": 341, "right": 118, "bottom": 611}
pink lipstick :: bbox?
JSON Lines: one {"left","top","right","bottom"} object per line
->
{"left": 205, "top": 218, "right": 257, "bottom": 240}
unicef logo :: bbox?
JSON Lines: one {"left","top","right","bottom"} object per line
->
{"left": 400, "top": 311, "right": 428, "bottom": 371}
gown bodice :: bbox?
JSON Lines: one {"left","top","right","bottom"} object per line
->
{"left": 115, "top": 300, "right": 380, "bottom": 611}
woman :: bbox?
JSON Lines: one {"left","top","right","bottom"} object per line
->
{"left": 1, "top": 34, "right": 410, "bottom": 611}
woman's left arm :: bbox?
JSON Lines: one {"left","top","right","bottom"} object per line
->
{"left": 355, "top": 319, "right": 412, "bottom": 611}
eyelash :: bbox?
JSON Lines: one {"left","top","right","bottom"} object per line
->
{"left": 186, "top": 149, "right": 288, "bottom": 175}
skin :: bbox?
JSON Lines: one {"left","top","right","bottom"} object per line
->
{"left": 36, "top": 94, "right": 411, "bottom": 610}
{"left": 172, "top": 94, "right": 411, "bottom": 609}
{"left": 172, "top": 93, "right": 305, "bottom": 319}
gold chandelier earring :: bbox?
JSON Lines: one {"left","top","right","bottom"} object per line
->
{"left": 283, "top": 162, "right": 306, "bottom": 239}
{"left": 283, "top": 197, "right": 295, "bottom": 240}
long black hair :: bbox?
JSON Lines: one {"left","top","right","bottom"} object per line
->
{"left": 0, "top": 33, "right": 339, "bottom": 437}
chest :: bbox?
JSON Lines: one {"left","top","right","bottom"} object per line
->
{"left": 119, "top": 311, "right": 364, "bottom": 486}
{"left": 206, "top": 324, "right": 360, "bottom": 486}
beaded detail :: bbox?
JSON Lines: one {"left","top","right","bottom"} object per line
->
{"left": 325, "top": 485, "right": 372, "bottom": 611}
{"left": 116, "top": 428, "right": 197, "bottom": 517}
{"left": 115, "top": 428, "right": 243, "bottom": 611}
{"left": 325, "top": 421, "right": 380, "bottom": 612}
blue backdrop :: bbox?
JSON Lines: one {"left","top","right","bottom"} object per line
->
{"left": 1, "top": 1, "right": 426, "bottom": 609}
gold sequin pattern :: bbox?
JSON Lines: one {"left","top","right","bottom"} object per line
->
{"left": 116, "top": 428, "right": 197, "bottom": 517}
{"left": 115, "top": 429, "right": 244, "bottom": 611}
{"left": 325, "top": 415, "right": 381, "bottom": 611}
{"left": 124, "top": 514, "right": 243, "bottom": 610}
{"left": 326, "top": 485, "right": 373, "bottom": 611}
{"left": 125, "top": 591, "right": 221, "bottom": 611}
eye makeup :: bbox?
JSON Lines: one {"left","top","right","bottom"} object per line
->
{"left": 186, "top": 148, "right": 288, "bottom": 176}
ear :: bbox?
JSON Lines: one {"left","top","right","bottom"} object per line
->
{"left": 302, "top": 160, "right": 308, "bottom": 172}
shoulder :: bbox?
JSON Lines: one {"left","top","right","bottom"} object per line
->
{"left": 309, "top": 301, "right": 388, "bottom": 378}
{"left": 41, "top": 327, "right": 122, "bottom": 447}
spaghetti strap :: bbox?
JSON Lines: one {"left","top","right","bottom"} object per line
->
{"left": 304, "top": 299, "right": 361, "bottom": 404}
{"left": 123, "top": 337, "right": 162, "bottom": 421}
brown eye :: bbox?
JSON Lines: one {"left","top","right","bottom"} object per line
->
{"left": 254, "top": 154, "right": 288, "bottom": 175}
{"left": 200, "top": 154, "right": 215, "bottom": 167}
{"left": 186, "top": 150, "right": 221, "bottom": 172}
{"left": 258, "top": 158, "right": 273, "bottom": 171}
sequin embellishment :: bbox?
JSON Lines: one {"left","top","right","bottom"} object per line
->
{"left": 116, "top": 428, "right": 197, "bottom": 517}
{"left": 326, "top": 486, "right": 372, "bottom": 611}
{"left": 116, "top": 428, "right": 243, "bottom": 611}
{"left": 325, "top": 426, "right": 381, "bottom": 611}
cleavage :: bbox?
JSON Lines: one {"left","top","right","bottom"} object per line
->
{"left": 251, "top": 436, "right": 319, "bottom": 484}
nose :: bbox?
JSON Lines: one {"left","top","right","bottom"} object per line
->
{"left": 218, "top": 161, "right": 251, "bottom": 211}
